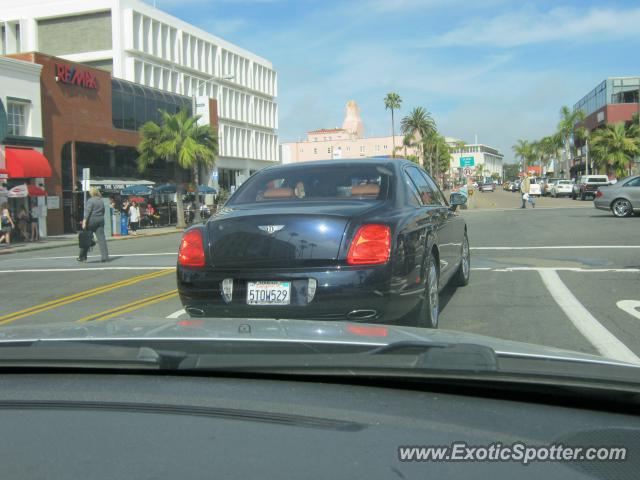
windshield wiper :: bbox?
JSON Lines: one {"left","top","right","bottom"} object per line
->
{"left": 176, "top": 341, "right": 498, "bottom": 374}
{"left": 0, "top": 341, "right": 182, "bottom": 370}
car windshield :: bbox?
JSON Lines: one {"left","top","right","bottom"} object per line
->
{"left": 1, "top": 0, "right": 640, "bottom": 399}
{"left": 228, "top": 164, "right": 392, "bottom": 205}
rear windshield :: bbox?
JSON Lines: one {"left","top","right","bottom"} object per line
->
{"left": 228, "top": 164, "right": 393, "bottom": 205}
{"left": 558, "top": 180, "right": 571, "bottom": 185}
{"left": 587, "top": 177, "right": 608, "bottom": 183}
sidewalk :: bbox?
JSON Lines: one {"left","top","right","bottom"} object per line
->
{"left": 0, "top": 226, "right": 183, "bottom": 255}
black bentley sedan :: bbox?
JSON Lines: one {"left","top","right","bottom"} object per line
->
{"left": 177, "top": 159, "right": 469, "bottom": 328}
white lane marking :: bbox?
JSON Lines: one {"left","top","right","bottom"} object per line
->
{"left": 538, "top": 269, "right": 640, "bottom": 364}
{"left": 472, "top": 245, "right": 640, "bottom": 250}
{"left": 471, "top": 267, "right": 640, "bottom": 272}
{"left": 23, "top": 253, "right": 177, "bottom": 261}
{"left": 0, "top": 267, "right": 174, "bottom": 273}
{"left": 617, "top": 301, "right": 640, "bottom": 321}
{"left": 462, "top": 206, "right": 592, "bottom": 213}
{"left": 166, "top": 309, "right": 186, "bottom": 319}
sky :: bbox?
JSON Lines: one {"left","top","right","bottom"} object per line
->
{"left": 145, "top": 0, "right": 640, "bottom": 163}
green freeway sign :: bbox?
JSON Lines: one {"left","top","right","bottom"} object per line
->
{"left": 459, "top": 156, "right": 475, "bottom": 167}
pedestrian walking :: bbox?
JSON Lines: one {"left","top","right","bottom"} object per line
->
{"left": 0, "top": 205, "right": 15, "bottom": 245}
{"left": 17, "top": 206, "right": 29, "bottom": 241}
{"left": 129, "top": 201, "right": 141, "bottom": 235}
{"left": 30, "top": 203, "right": 40, "bottom": 242}
{"left": 78, "top": 187, "right": 109, "bottom": 262}
{"left": 520, "top": 174, "right": 532, "bottom": 209}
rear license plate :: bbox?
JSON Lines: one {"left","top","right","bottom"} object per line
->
{"left": 246, "top": 281, "right": 291, "bottom": 306}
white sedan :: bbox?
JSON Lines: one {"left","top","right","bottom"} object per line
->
{"left": 550, "top": 180, "right": 573, "bottom": 198}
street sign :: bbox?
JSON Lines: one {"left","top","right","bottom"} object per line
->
{"left": 463, "top": 167, "right": 472, "bottom": 177}
{"left": 82, "top": 168, "right": 91, "bottom": 192}
{"left": 459, "top": 156, "right": 475, "bottom": 167}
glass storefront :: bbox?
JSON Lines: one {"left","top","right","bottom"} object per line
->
{"left": 111, "top": 78, "right": 192, "bottom": 131}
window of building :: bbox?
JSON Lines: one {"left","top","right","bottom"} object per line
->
{"left": 360, "top": 145, "right": 365, "bottom": 153}
{"left": 375, "top": 145, "right": 380, "bottom": 151}
{"left": 346, "top": 146, "right": 351, "bottom": 151}
{"left": 384, "top": 145, "right": 388, "bottom": 149}
{"left": 328, "top": 147, "right": 331, "bottom": 154}
{"left": 313, "top": 148, "right": 318, "bottom": 155}
{"left": 7, "top": 101, "right": 28, "bottom": 136}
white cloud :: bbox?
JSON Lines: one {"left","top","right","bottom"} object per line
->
{"left": 423, "top": 6, "right": 640, "bottom": 47}
{"left": 207, "top": 18, "right": 249, "bottom": 35}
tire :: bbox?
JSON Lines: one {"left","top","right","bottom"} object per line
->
{"left": 452, "top": 233, "right": 470, "bottom": 287}
{"left": 413, "top": 251, "right": 439, "bottom": 329}
{"left": 611, "top": 198, "right": 633, "bottom": 218}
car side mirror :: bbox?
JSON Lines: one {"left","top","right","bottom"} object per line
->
{"left": 449, "top": 193, "right": 467, "bottom": 210}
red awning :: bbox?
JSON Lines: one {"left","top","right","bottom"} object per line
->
{"left": 27, "top": 185, "right": 47, "bottom": 197}
{"left": 4, "top": 148, "right": 52, "bottom": 178}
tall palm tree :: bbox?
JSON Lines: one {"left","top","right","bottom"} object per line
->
{"left": 557, "top": 105, "right": 585, "bottom": 175}
{"left": 400, "top": 107, "right": 436, "bottom": 169}
{"left": 512, "top": 139, "right": 534, "bottom": 174}
{"left": 138, "top": 108, "right": 218, "bottom": 228}
{"left": 384, "top": 93, "right": 402, "bottom": 158}
{"left": 590, "top": 122, "right": 639, "bottom": 178}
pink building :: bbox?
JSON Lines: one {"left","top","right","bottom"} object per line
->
{"left": 281, "top": 100, "right": 419, "bottom": 163}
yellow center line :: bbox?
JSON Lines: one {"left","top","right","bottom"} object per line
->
{"left": 0, "top": 269, "right": 175, "bottom": 325}
{"left": 76, "top": 289, "right": 179, "bottom": 323}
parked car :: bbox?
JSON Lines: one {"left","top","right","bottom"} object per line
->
{"left": 479, "top": 182, "right": 495, "bottom": 192}
{"left": 549, "top": 179, "right": 573, "bottom": 198}
{"left": 177, "top": 159, "right": 470, "bottom": 328}
{"left": 594, "top": 175, "right": 640, "bottom": 217}
{"left": 572, "top": 175, "right": 610, "bottom": 200}
{"left": 541, "top": 177, "right": 560, "bottom": 196}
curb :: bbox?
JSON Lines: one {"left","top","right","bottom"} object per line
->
{"left": 0, "top": 228, "right": 183, "bottom": 255}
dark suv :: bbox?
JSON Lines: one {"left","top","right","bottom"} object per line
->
{"left": 572, "top": 175, "right": 610, "bottom": 200}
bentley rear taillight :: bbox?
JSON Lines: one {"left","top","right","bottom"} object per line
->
{"left": 178, "top": 229, "right": 205, "bottom": 267}
{"left": 346, "top": 224, "right": 391, "bottom": 265}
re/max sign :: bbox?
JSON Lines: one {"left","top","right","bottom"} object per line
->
{"left": 55, "top": 64, "right": 97, "bottom": 89}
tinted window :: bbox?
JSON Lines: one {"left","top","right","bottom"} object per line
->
{"left": 229, "top": 164, "right": 393, "bottom": 204}
{"left": 624, "top": 177, "right": 640, "bottom": 187}
{"left": 405, "top": 167, "right": 440, "bottom": 206}
{"left": 420, "top": 170, "right": 446, "bottom": 206}
{"left": 587, "top": 177, "right": 608, "bottom": 183}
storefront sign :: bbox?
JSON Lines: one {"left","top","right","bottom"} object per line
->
{"left": 55, "top": 63, "right": 97, "bottom": 89}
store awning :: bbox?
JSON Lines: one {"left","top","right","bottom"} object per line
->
{"left": 7, "top": 184, "right": 47, "bottom": 198}
{"left": 4, "top": 148, "right": 53, "bottom": 178}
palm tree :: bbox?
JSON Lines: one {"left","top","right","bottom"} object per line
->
{"left": 138, "top": 108, "right": 218, "bottom": 228}
{"left": 557, "top": 106, "right": 585, "bottom": 175}
{"left": 590, "top": 122, "right": 639, "bottom": 178}
{"left": 512, "top": 139, "right": 534, "bottom": 174}
{"left": 384, "top": 93, "right": 402, "bottom": 158}
{"left": 400, "top": 107, "right": 436, "bottom": 169}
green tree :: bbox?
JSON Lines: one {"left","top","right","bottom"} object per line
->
{"left": 503, "top": 163, "right": 520, "bottom": 180}
{"left": 590, "top": 122, "right": 639, "bottom": 178}
{"left": 400, "top": 107, "right": 436, "bottom": 169}
{"left": 138, "top": 108, "right": 218, "bottom": 228}
{"left": 557, "top": 105, "right": 585, "bottom": 174}
{"left": 384, "top": 93, "right": 402, "bottom": 158}
{"left": 512, "top": 139, "right": 534, "bottom": 174}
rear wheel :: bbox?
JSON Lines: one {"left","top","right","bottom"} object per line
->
{"left": 612, "top": 198, "right": 633, "bottom": 218}
{"left": 414, "top": 252, "right": 439, "bottom": 329}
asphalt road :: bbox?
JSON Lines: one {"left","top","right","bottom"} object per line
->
{"left": 1, "top": 190, "right": 639, "bottom": 363}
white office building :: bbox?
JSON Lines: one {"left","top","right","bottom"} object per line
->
{"left": 448, "top": 143, "right": 504, "bottom": 181}
{"left": 0, "top": 0, "right": 279, "bottom": 189}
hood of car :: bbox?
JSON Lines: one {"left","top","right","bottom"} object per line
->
{"left": 0, "top": 315, "right": 631, "bottom": 368}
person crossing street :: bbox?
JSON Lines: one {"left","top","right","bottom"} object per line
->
{"left": 77, "top": 187, "right": 109, "bottom": 262}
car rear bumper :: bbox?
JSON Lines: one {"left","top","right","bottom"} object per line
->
{"left": 594, "top": 199, "right": 611, "bottom": 211}
{"left": 177, "top": 265, "right": 418, "bottom": 323}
